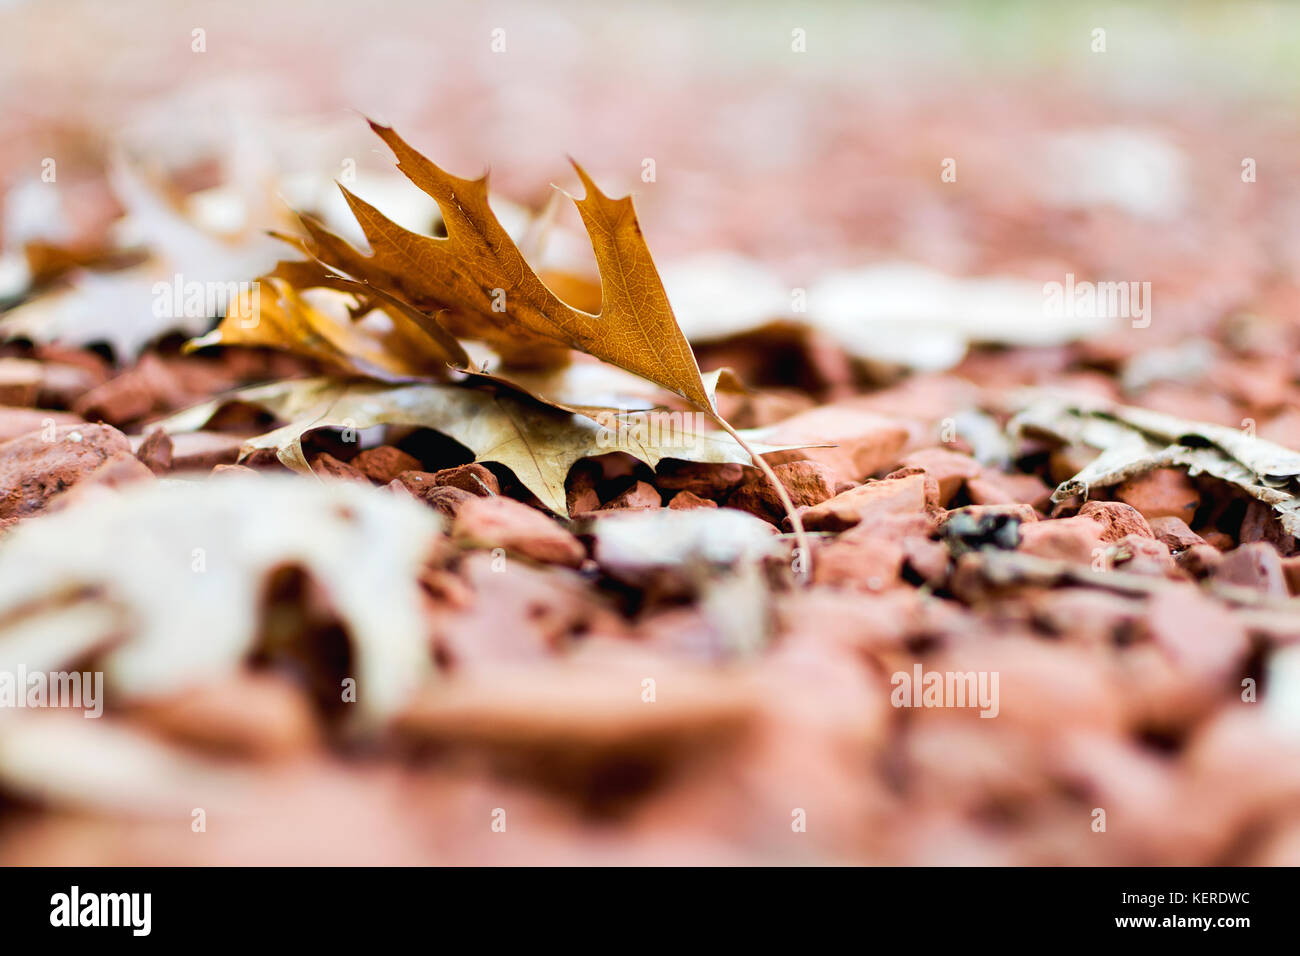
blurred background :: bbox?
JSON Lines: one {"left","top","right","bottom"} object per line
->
{"left": 5, "top": 0, "right": 1300, "bottom": 271}
{"left": 6, "top": 1, "right": 1300, "bottom": 385}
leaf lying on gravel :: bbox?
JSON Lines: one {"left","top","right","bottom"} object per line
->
{"left": 195, "top": 267, "right": 735, "bottom": 412}
{"left": 1012, "top": 396, "right": 1300, "bottom": 535}
{"left": 226, "top": 123, "right": 811, "bottom": 548}
{"left": 0, "top": 475, "right": 440, "bottom": 722}
{"left": 157, "top": 377, "right": 804, "bottom": 515}
{"left": 291, "top": 121, "right": 716, "bottom": 412}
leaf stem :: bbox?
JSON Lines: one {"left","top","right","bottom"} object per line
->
{"left": 713, "top": 414, "right": 812, "bottom": 586}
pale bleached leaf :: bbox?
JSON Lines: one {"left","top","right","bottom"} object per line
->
{"left": 0, "top": 475, "right": 441, "bottom": 722}
{"left": 157, "top": 377, "right": 806, "bottom": 515}
{"left": 1012, "top": 396, "right": 1300, "bottom": 536}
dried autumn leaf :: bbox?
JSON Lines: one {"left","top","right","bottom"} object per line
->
{"left": 251, "top": 124, "right": 810, "bottom": 556}
{"left": 185, "top": 277, "right": 463, "bottom": 380}
{"left": 293, "top": 121, "right": 715, "bottom": 412}
{"left": 0, "top": 475, "right": 441, "bottom": 722}
{"left": 156, "top": 377, "right": 805, "bottom": 516}
{"left": 195, "top": 270, "right": 731, "bottom": 414}
{"left": 1012, "top": 396, "right": 1300, "bottom": 536}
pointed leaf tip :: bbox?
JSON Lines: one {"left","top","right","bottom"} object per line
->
{"left": 567, "top": 158, "right": 603, "bottom": 201}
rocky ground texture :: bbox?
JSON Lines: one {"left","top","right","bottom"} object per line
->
{"left": 1, "top": 311, "right": 1298, "bottom": 864}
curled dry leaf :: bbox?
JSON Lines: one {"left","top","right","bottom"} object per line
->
{"left": 181, "top": 122, "right": 811, "bottom": 550}
{"left": 291, "top": 121, "right": 715, "bottom": 412}
{"left": 157, "top": 377, "right": 806, "bottom": 516}
{"left": 0, "top": 475, "right": 441, "bottom": 722}
{"left": 191, "top": 270, "right": 724, "bottom": 410}
{"left": 186, "top": 277, "right": 460, "bottom": 381}
{"left": 1012, "top": 396, "right": 1300, "bottom": 536}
